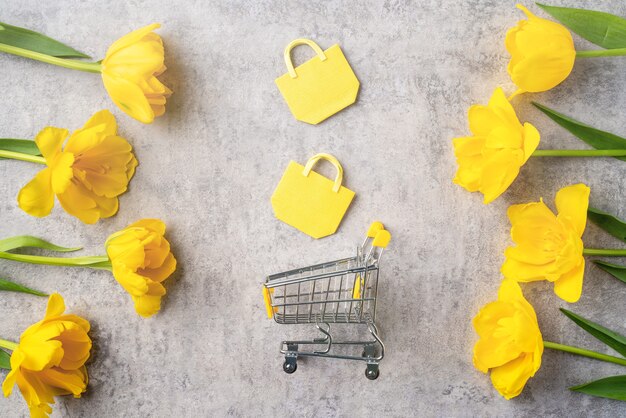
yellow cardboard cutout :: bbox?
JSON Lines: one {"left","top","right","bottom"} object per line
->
{"left": 271, "top": 154, "right": 355, "bottom": 239}
{"left": 275, "top": 39, "right": 360, "bottom": 125}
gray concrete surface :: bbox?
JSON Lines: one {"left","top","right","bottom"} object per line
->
{"left": 1, "top": 0, "right": 626, "bottom": 416}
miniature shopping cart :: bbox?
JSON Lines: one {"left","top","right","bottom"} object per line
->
{"left": 263, "top": 222, "right": 391, "bottom": 380}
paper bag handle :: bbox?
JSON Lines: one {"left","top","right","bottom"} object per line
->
{"left": 284, "top": 38, "right": 327, "bottom": 79}
{"left": 302, "top": 153, "right": 343, "bottom": 193}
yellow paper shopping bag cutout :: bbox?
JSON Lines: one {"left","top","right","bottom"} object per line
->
{"left": 275, "top": 38, "right": 360, "bottom": 125}
{"left": 271, "top": 153, "right": 355, "bottom": 239}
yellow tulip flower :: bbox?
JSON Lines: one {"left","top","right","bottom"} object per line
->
{"left": 105, "top": 219, "right": 177, "bottom": 317}
{"left": 473, "top": 279, "right": 543, "bottom": 400}
{"left": 2, "top": 294, "right": 91, "bottom": 418}
{"left": 17, "top": 110, "right": 138, "bottom": 224}
{"left": 452, "top": 87, "right": 540, "bottom": 204}
{"left": 502, "top": 184, "right": 590, "bottom": 302}
{"left": 506, "top": 4, "right": 576, "bottom": 94}
{"left": 0, "top": 23, "right": 171, "bottom": 124}
{"left": 101, "top": 24, "right": 172, "bottom": 124}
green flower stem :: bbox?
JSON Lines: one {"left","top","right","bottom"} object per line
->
{"left": 583, "top": 248, "right": 626, "bottom": 257}
{"left": 0, "top": 251, "right": 111, "bottom": 270}
{"left": 0, "top": 338, "right": 18, "bottom": 351}
{"left": 576, "top": 48, "right": 626, "bottom": 58}
{"left": 0, "top": 149, "right": 45, "bottom": 164}
{"left": 532, "top": 149, "right": 626, "bottom": 157}
{"left": 0, "top": 43, "right": 102, "bottom": 73}
{"left": 544, "top": 341, "right": 626, "bottom": 367}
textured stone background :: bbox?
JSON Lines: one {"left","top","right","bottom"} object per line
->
{"left": 1, "top": 0, "right": 626, "bottom": 416}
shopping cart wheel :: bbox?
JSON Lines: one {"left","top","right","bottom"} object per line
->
{"left": 283, "top": 361, "right": 297, "bottom": 374}
{"left": 365, "top": 367, "right": 380, "bottom": 380}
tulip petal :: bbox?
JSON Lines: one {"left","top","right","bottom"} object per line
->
{"left": 142, "top": 236, "right": 169, "bottom": 268}
{"left": 56, "top": 183, "right": 99, "bottom": 224}
{"left": 510, "top": 48, "right": 575, "bottom": 93}
{"left": 505, "top": 243, "right": 557, "bottom": 265}
{"left": 56, "top": 325, "right": 92, "bottom": 370}
{"left": 80, "top": 109, "right": 117, "bottom": 137}
{"left": 18, "top": 168, "right": 54, "bottom": 217}
{"left": 474, "top": 335, "right": 522, "bottom": 371}
{"left": 132, "top": 281, "right": 166, "bottom": 318}
{"left": 501, "top": 255, "right": 557, "bottom": 282}
{"left": 131, "top": 218, "right": 167, "bottom": 235}
{"left": 468, "top": 105, "right": 497, "bottom": 137}
{"left": 521, "top": 123, "right": 540, "bottom": 162}
{"left": 50, "top": 152, "right": 74, "bottom": 195}
{"left": 490, "top": 352, "right": 536, "bottom": 400}
{"left": 141, "top": 252, "right": 176, "bottom": 282}
{"left": 473, "top": 301, "right": 516, "bottom": 339}
{"left": 65, "top": 110, "right": 118, "bottom": 156}
{"left": 553, "top": 259, "right": 585, "bottom": 303}
{"left": 56, "top": 182, "right": 120, "bottom": 224}
{"left": 555, "top": 183, "right": 590, "bottom": 237}
{"left": 2, "top": 350, "right": 24, "bottom": 397}
{"left": 479, "top": 149, "right": 523, "bottom": 204}
{"left": 102, "top": 72, "right": 155, "bottom": 124}
{"left": 496, "top": 279, "right": 524, "bottom": 302}
{"left": 453, "top": 136, "right": 485, "bottom": 191}
{"left": 105, "top": 38, "right": 164, "bottom": 80}
{"left": 53, "top": 315, "right": 90, "bottom": 334}
{"left": 508, "top": 201, "right": 557, "bottom": 233}
{"left": 16, "top": 370, "right": 55, "bottom": 416}
{"left": 487, "top": 87, "right": 521, "bottom": 129}
{"left": 72, "top": 135, "right": 136, "bottom": 198}
{"left": 112, "top": 264, "right": 149, "bottom": 297}
{"left": 34, "top": 127, "right": 68, "bottom": 165}
{"left": 38, "top": 367, "right": 87, "bottom": 397}
{"left": 105, "top": 24, "right": 161, "bottom": 58}
{"left": 18, "top": 340, "right": 63, "bottom": 371}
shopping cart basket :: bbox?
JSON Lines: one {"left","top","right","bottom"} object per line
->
{"left": 263, "top": 222, "right": 391, "bottom": 380}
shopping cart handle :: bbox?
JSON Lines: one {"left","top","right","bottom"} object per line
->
{"left": 372, "top": 230, "right": 391, "bottom": 248}
{"left": 367, "top": 221, "right": 385, "bottom": 238}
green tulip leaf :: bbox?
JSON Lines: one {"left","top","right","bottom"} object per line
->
{"left": 0, "top": 236, "right": 81, "bottom": 253}
{"left": 594, "top": 261, "right": 626, "bottom": 285}
{"left": 560, "top": 308, "right": 626, "bottom": 357}
{"left": 0, "top": 278, "right": 47, "bottom": 296}
{"left": 533, "top": 102, "right": 626, "bottom": 162}
{"left": 588, "top": 207, "right": 626, "bottom": 243}
{"left": 0, "top": 21, "right": 89, "bottom": 58}
{"left": 0, "top": 349, "right": 10, "bottom": 370}
{"left": 571, "top": 375, "right": 626, "bottom": 401}
{"left": 0, "top": 138, "right": 41, "bottom": 160}
{"left": 536, "top": 3, "right": 626, "bottom": 49}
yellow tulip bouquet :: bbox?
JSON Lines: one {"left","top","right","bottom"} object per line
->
{"left": 0, "top": 22, "right": 171, "bottom": 123}
{"left": 0, "top": 19, "right": 178, "bottom": 417}
{"left": 458, "top": 3, "right": 626, "bottom": 402}
{"left": 454, "top": 4, "right": 626, "bottom": 204}
{"left": 0, "top": 219, "right": 177, "bottom": 318}
{"left": 474, "top": 184, "right": 626, "bottom": 400}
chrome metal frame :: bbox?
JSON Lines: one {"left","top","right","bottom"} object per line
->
{"left": 264, "top": 236, "right": 386, "bottom": 379}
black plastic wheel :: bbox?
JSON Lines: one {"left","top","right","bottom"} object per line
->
{"left": 365, "top": 368, "right": 379, "bottom": 380}
{"left": 283, "top": 361, "right": 297, "bottom": 374}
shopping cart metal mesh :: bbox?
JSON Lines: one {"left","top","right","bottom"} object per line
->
{"left": 266, "top": 256, "right": 379, "bottom": 324}
{"left": 263, "top": 222, "right": 391, "bottom": 380}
